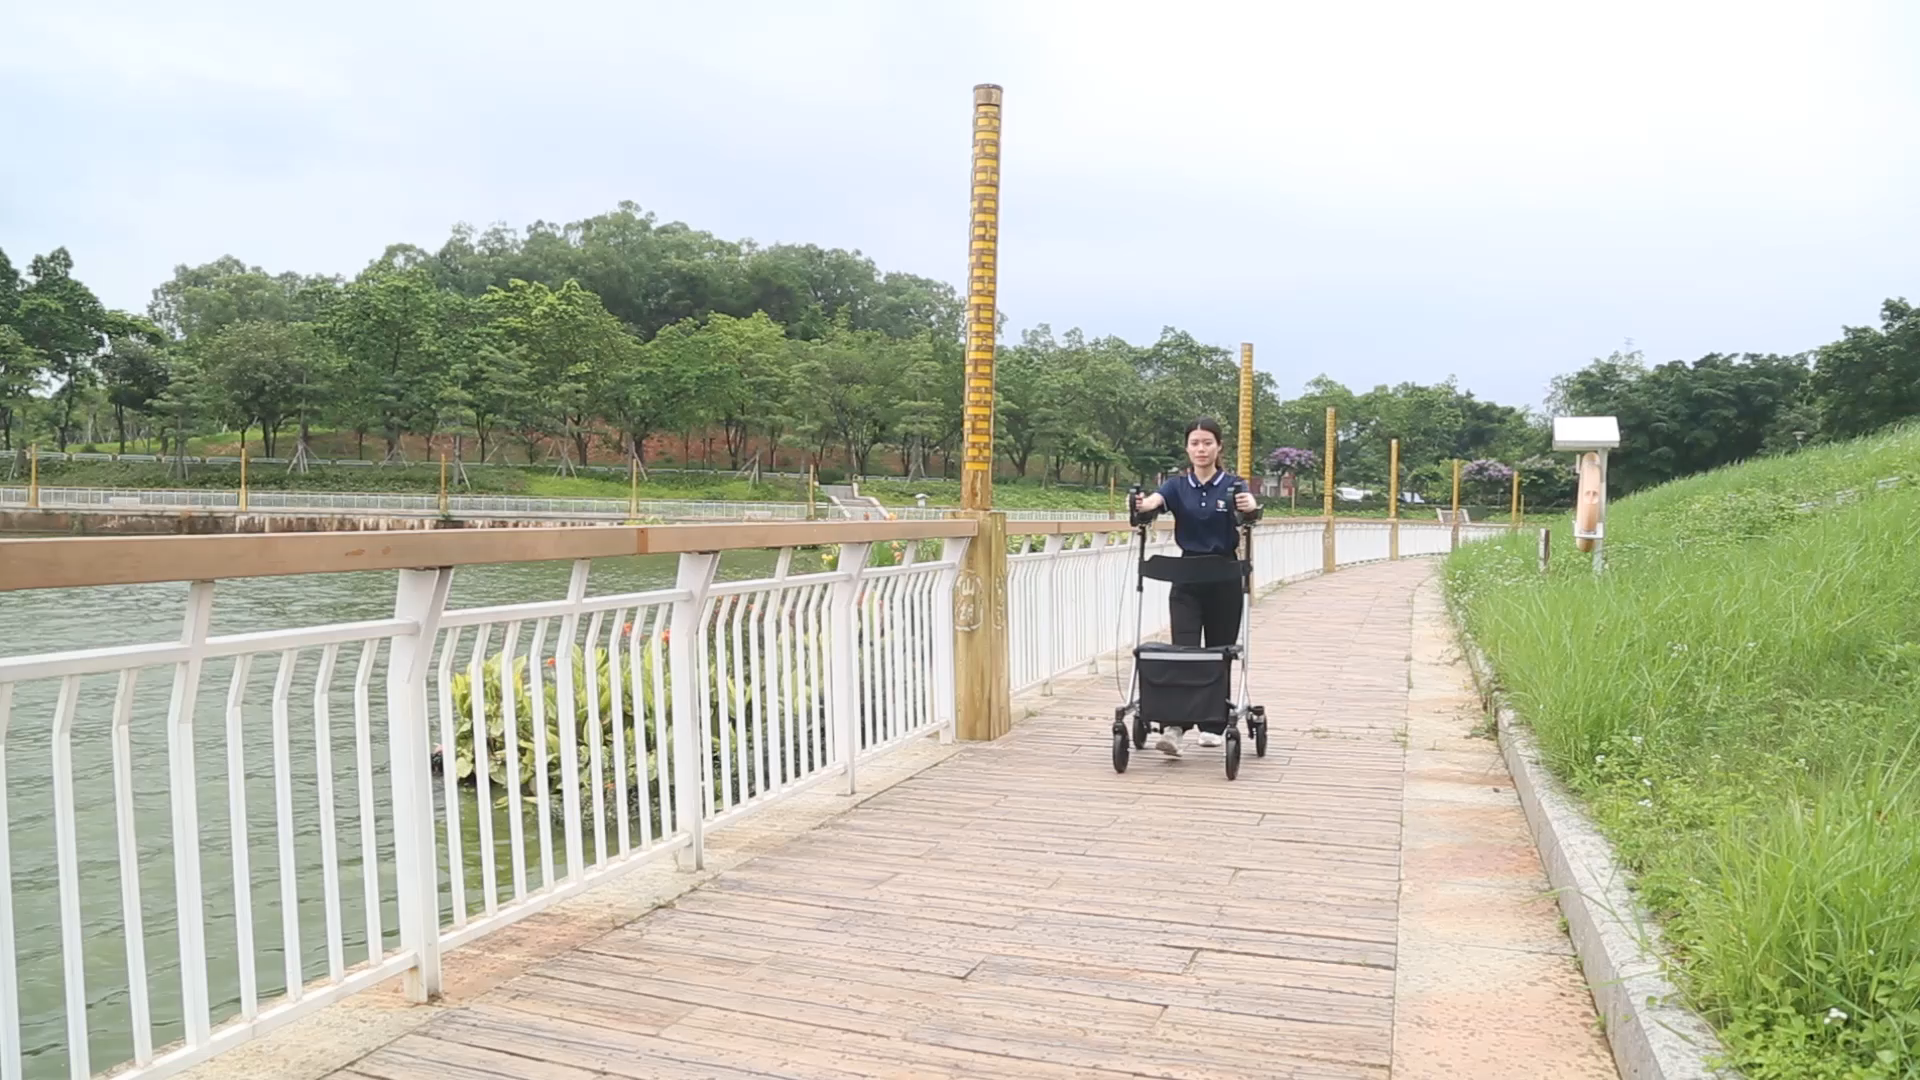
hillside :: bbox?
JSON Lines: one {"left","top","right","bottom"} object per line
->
{"left": 1446, "top": 424, "right": 1920, "bottom": 1078}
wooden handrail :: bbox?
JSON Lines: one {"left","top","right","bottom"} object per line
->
{"left": 0, "top": 520, "right": 977, "bottom": 592}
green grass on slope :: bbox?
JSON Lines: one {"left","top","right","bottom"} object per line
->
{"left": 1446, "top": 424, "right": 1920, "bottom": 1080}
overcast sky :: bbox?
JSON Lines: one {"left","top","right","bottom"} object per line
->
{"left": 3, "top": 0, "right": 1915, "bottom": 409}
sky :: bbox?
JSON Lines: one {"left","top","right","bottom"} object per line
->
{"left": 2, "top": 0, "right": 1916, "bottom": 410}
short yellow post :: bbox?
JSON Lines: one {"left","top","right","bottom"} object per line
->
{"left": 1450, "top": 459, "right": 1462, "bottom": 550}
{"left": 239, "top": 447, "right": 250, "bottom": 512}
{"left": 1322, "top": 407, "right": 1337, "bottom": 573}
{"left": 807, "top": 463, "right": 818, "bottom": 520}
{"left": 438, "top": 452, "right": 449, "bottom": 516}
{"left": 1510, "top": 467, "right": 1521, "bottom": 527}
{"left": 1388, "top": 438, "right": 1400, "bottom": 560}
{"left": 1108, "top": 473, "right": 1116, "bottom": 519}
{"left": 629, "top": 455, "right": 639, "bottom": 519}
{"left": 27, "top": 444, "right": 39, "bottom": 509}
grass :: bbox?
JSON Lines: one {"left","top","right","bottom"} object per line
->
{"left": 1445, "top": 423, "right": 1920, "bottom": 1078}
{"left": 16, "top": 459, "right": 811, "bottom": 503}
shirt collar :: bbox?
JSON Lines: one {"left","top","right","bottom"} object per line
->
{"left": 1187, "top": 469, "right": 1224, "bottom": 489}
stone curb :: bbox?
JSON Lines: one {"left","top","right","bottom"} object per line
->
{"left": 1453, "top": 623, "right": 1740, "bottom": 1080}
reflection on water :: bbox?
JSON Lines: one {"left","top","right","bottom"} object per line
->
{"left": 0, "top": 545, "right": 813, "bottom": 1077}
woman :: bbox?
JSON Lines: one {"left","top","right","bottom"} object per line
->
{"left": 1129, "top": 417, "right": 1259, "bottom": 756}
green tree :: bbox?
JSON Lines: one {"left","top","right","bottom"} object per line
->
{"left": 324, "top": 262, "right": 447, "bottom": 461}
{"left": 480, "top": 279, "right": 633, "bottom": 466}
{"left": 1812, "top": 299, "right": 1920, "bottom": 440}
{"left": 96, "top": 335, "right": 172, "bottom": 453}
{"left": 199, "top": 320, "right": 334, "bottom": 457}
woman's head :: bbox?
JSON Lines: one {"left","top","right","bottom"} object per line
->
{"left": 1185, "top": 417, "right": 1223, "bottom": 471}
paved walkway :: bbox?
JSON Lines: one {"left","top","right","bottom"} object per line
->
{"left": 222, "top": 559, "right": 1613, "bottom": 1080}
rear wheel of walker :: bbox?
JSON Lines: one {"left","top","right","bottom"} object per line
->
{"left": 1251, "top": 706, "right": 1269, "bottom": 757}
{"left": 1132, "top": 712, "right": 1150, "bottom": 750}
{"left": 1112, "top": 726, "right": 1130, "bottom": 773}
{"left": 1224, "top": 728, "right": 1242, "bottom": 780}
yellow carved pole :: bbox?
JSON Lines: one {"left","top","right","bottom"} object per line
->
{"left": 960, "top": 83, "right": 1003, "bottom": 512}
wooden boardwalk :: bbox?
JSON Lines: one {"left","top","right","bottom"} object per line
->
{"left": 321, "top": 560, "right": 1607, "bottom": 1080}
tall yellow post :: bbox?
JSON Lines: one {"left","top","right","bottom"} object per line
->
{"left": 1388, "top": 438, "right": 1400, "bottom": 561}
{"left": 1237, "top": 343, "right": 1254, "bottom": 478}
{"left": 27, "top": 444, "right": 39, "bottom": 510}
{"left": 1322, "top": 407, "right": 1337, "bottom": 573}
{"left": 960, "top": 83, "right": 1003, "bottom": 513}
{"left": 955, "top": 82, "right": 1010, "bottom": 743}
{"left": 629, "top": 455, "right": 640, "bottom": 519}
{"left": 807, "top": 463, "right": 817, "bottom": 520}
{"left": 1108, "top": 473, "right": 1116, "bottom": 519}
{"left": 1451, "top": 459, "right": 1463, "bottom": 550}
{"left": 239, "top": 447, "right": 250, "bottom": 512}
{"left": 439, "top": 452, "right": 449, "bottom": 516}
{"left": 1510, "top": 467, "right": 1521, "bottom": 527}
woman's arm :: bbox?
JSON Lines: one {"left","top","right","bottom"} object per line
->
{"left": 1135, "top": 491, "right": 1167, "bottom": 513}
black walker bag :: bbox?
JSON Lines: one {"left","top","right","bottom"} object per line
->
{"left": 1133, "top": 643, "right": 1233, "bottom": 733}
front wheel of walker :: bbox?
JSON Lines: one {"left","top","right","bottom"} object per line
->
{"left": 1112, "top": 725, "right": 1130, "bottom": 773}
{"left": 1224, "top": 728, "right": 1243, "bottom": 781}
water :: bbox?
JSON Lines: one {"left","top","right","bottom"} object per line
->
{"left": 0, "top": 547, "right": 806, "bottom": 1077}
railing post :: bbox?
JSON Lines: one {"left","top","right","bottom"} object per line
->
{"left": 934, "top": 536, "right": 970, "bottom": 743}
{"left": 386, "top": 565, "right": 453, "bottom": 1002}
{"left": 670, "top": 551, "right": 720, "bottom": 870}
{"left": 553, "top": 560, "right": 592, "bottom": 879}
{"left": 953, "top": 511, "right": 1010, "bottom": 740}
{"left": 1322, "top": 408, "right": 1337, "bottom": 574}
{"left": 829, "top": 542, "right": 872, "bottom": 793}
{"left": 26, "top": 445, "right": 37, "bottom": 510}
{"left": 166, "top": 581, "right": 215, "bottom": 1047}
{"left": 1039, "top": 534, "right": 1065, "bottom": 695}
{"left": 1388, "top": 437, "right": 1400, "bottom": 561}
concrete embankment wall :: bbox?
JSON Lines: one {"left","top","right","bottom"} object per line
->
{"left": 0, "top": 510, "right": 627, "bottom": 535}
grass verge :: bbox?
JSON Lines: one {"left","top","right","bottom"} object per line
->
{"left": 1444, "top": 424, "right": 1920, "bottom": 1079}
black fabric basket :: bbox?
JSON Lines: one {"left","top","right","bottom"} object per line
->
{"left": 1134, "top": 642, "right": 1232, "bottom": 732}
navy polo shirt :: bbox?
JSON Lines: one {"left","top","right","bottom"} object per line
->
{"left": 1156, "top": 470, "right": 1242, "bottom": 556}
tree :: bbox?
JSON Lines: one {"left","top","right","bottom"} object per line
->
{"left": 480, "top": 279, "right": 633, "bottom": 466}
{"left": 605, "top": 321, "right": 704, "bottom": 465}
{"left": 793, "top": 321, "right": 912, "bottom": 476}
{"left": 1813, "top": 299, "right": 1920, "bottom": 440}
{"left": 199, "top": 320, "right": 334, "bottom": 457}
{"left": 324, "top": 262, "right": 447, "bottom": 461}
{"left": 10, "top": 248, "right": 143, "bottom": 450}
{"left": 694, "top": 312, "right": 792, "bottom": 469}
{"left": 96, "top": 335, "right": 171, "bottom": 453}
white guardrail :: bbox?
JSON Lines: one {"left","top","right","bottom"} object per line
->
{"left": 0, "top": 486, "right": 1134, "bottom": 523}
{"left": 0, "top": 517, "right": 1502, "bottom": 1080}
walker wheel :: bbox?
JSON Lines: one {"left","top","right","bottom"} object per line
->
{"left": 1132, "top": 712, "right": 1150, "bottom": 750}
{"left": 1254, "top": 722, "right": 1269, "bottom": 758}
{"left": 1112, "top": 726, "right": 1130, "bottom": 773}
{"left": 1224, "top": 728, "right": 1242, "bottom": 781}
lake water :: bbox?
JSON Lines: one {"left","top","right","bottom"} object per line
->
{"left": 0, "top": 546, "right": 812, "bottom": 1077}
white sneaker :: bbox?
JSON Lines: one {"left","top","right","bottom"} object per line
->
{"left": 1196, "top": 731, "right": 1224, "bottom": 748}
{"left": 1155, "top": 726, "right": 1186, "bottom": 756}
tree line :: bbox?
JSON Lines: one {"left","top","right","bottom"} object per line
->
{"left": 2, "top": 200, "right": 1914, "bottom": 501}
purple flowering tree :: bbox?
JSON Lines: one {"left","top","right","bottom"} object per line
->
{"left": 1266, "top": 447, "right": 1317, "bottom": 475}
{"left": 1462, "top": 459, "right": 1515, "bottom": 501}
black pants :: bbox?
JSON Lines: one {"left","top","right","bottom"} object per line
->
{"left": 1169, "top": 579, "right": 1243, "bottom": 649}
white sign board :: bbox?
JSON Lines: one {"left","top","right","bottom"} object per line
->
{"left": 1551, "top": 416, "right": 1620, "bottom": 452}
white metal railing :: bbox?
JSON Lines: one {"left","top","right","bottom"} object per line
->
{"left": 0, "top": 525, "right": 966, "bottom": 1080}
{"left": 0, "top": 516, "right": 1501, "bottom": 1080}
{"left": 999, "top": 518, "right": 1499, "bottom": 696}
{"left": 0, "top": 486, "right": 830, "bottom": 522}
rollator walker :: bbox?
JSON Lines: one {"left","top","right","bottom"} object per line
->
{"left": 1111, "top": 482, "right": 1268, "bottom": 780}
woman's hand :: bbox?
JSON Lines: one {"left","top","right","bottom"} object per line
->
{"left": 1135, "top": 492, "right": 1166, "bottom": 514}
{"left": 1234, "top": 491, "right": 1256, "bottom": 513}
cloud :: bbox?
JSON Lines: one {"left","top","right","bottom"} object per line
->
{"left": 2, "top": 0, "right": 1914, "bottom": 409}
